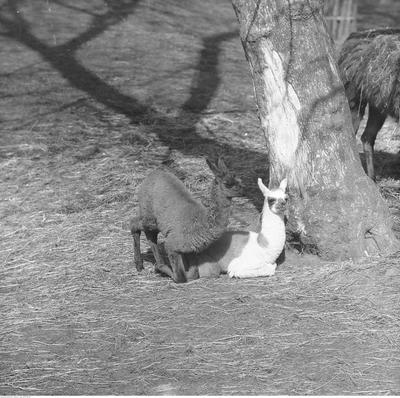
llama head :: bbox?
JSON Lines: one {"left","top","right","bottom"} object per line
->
{"left": 206, "top": 157, "right": 244, "bottom": 198}
{"left": 257, "top": 177, "right": 288, "bottom": 214}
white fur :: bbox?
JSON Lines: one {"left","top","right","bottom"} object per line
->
{"left": 227, "top": 232, "right": 277, "bottom": 278}
{"left": 227, "top": 178, "right": 287, "bottom": 279}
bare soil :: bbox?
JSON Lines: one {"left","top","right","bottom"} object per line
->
{"left": 0, "top": 0, "right": 399, "bottom": 395}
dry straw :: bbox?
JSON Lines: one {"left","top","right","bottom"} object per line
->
{"left": 1, "top": 137, "right": 400, "bottom": 394}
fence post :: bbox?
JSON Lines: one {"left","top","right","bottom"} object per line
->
{"left": 324, "top": 0, "right": 358, "bottom": 47}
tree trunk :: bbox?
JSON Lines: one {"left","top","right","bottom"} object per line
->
{"left": 231, "top": 0, "right": 398, "bottom": 260}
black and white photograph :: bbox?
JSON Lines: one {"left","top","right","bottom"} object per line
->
{"left": 1, "top": 0, "right": 399, "bottom": 395}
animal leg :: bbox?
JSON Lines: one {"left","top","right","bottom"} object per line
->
{"left": 143, "top": 229, "right": 176, "bottom": 279}
{"left": 349, "top": 100, "right": 367, "bottom": 134}
{"left": 181, "top": 253, "right": 200, "bottom": 281}
{"left": 144, "top": 229, "right": 164, "bottom": 269}
{"left": 154, "top": 261, "right": 175, "bottom": 280}
{"left": 130, "top": 216, "right": 143, "bottom": 271}
{"left": 186, "top": 265, "right": 200, "bottom": 281}
{"left": 361, "top": 105, "right": 386, "bottom": 180}
{"left": 166, "top": 251, "right": 187, "bottom": 283}
{"left": 142, "top": 230, "right": 187, "bottom": 281}
{"left": 345, "top": 82, "right": 367, "bottom": 134}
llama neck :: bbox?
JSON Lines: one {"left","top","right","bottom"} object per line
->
{"left": 181, "top": 180, "right": 233, "bottom": 254}
{"left": 206, "top": 181, "right": 232, "bottom": 232}
{"left": 259, "top": 201, "right": 285, "bottom": 249}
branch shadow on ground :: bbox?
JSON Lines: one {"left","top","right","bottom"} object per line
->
{"left": 0, "top": 0, "right": 150, "bottom": 120}
{"left": 1, "top": 0, "right": 398, "bottom": 188}
{"left": 0, "top": 0, "right": 268, "bottom": 208}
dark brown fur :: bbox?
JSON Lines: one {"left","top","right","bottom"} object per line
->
{"left": 130, "top": 158, "right": 243, "bottom": 283}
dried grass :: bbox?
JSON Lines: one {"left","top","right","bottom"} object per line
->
{"left": 0, "top": 0, "right": 400, "bottom": 395}
{"left": 1, "top": 113, "right": 399, "bottom": 394}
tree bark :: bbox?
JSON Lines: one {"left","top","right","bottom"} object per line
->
{"left": 231, "top": 0, "right": 398, "bottom": 260}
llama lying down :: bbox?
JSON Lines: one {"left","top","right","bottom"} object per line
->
{"left": 227, "top": 178, "right": 287, "bottom": 278}
{"left": 184, "top": 177, "right": 288, "bottom": 279}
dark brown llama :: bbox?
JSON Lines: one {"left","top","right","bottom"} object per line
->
{"left": 130, "top": 158, "right": 243, "bottom": 283}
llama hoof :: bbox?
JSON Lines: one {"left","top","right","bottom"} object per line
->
{"left": 174, "top": 277, "right": 187, "bottom": 284}
{"left": 173, "top": 269, "right": 188, "bottom": 284}
{"left": 135, "top": 262, "right": 144, "bottom": 272}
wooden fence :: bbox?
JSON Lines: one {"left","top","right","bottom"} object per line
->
{"left": 324, "top": 0, "right": 358, "bottom": 46}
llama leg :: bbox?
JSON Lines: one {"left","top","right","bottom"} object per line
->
{"left": 130, "top": 216, "right": 143, "bottom": 271}
{"left": 166, "top": 251, "right": 187, "bottom": 283}
{"left": 143, "top": 229, "right": 164, "bottom": 269}
{"left": 181, "top": 253, "right": 200, "bottom": 281}
{"left": 143, "top": 230, "right": 175, "bottom": 279}
{"left": 186, "top": 265, "right": 200, "bottom": 281}
{"left": 154, "top": 260, "right": 175, "bottom": 279}
{"left": 143, "top": 229, "right": 180, "bottom": 279}
{"left": 361, "top": 105, "right": 386, "bottom": 180}
{"left": 149, "top": 242, "right": 169, "bottom": 275}
{"left": 142, "top": 229, "right": 183, "bottom": 280}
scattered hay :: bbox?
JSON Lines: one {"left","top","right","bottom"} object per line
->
{"left": 1, "top": 233, "right": 400, "bottom": 394}
{"left": 1, "top": 0, "right": 399, "bottom": 395}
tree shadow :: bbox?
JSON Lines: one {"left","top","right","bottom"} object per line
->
{"left": 182, "top": 31, "right": 238, "bottom": 113}
{"left": 0, "top": 0, "right": 268, "bottom": 209}
{"left": 0, "top": 0, "right": 152, "bottom": 120}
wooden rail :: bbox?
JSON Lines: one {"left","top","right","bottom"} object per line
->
{"left": 324, "top": 0, "right": 358, "bottom": 46}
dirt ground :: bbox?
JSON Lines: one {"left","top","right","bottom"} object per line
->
{"left": 1, "top": 0, "right": 399, "bottom": 395}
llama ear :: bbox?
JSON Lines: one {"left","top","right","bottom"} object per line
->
{"left": 257, "top": 178, "right": 270, "bottom": 197}
{"left": 279, "top": 178, "right": 288, "bottom": 192}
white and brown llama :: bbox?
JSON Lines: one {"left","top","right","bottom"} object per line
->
{"left": 183, "top": 177, "right": 288, "bottom": 280}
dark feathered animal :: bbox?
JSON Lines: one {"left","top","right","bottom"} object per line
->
{"left": 338, "top": 28, "right": 400, "bottom": 180}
